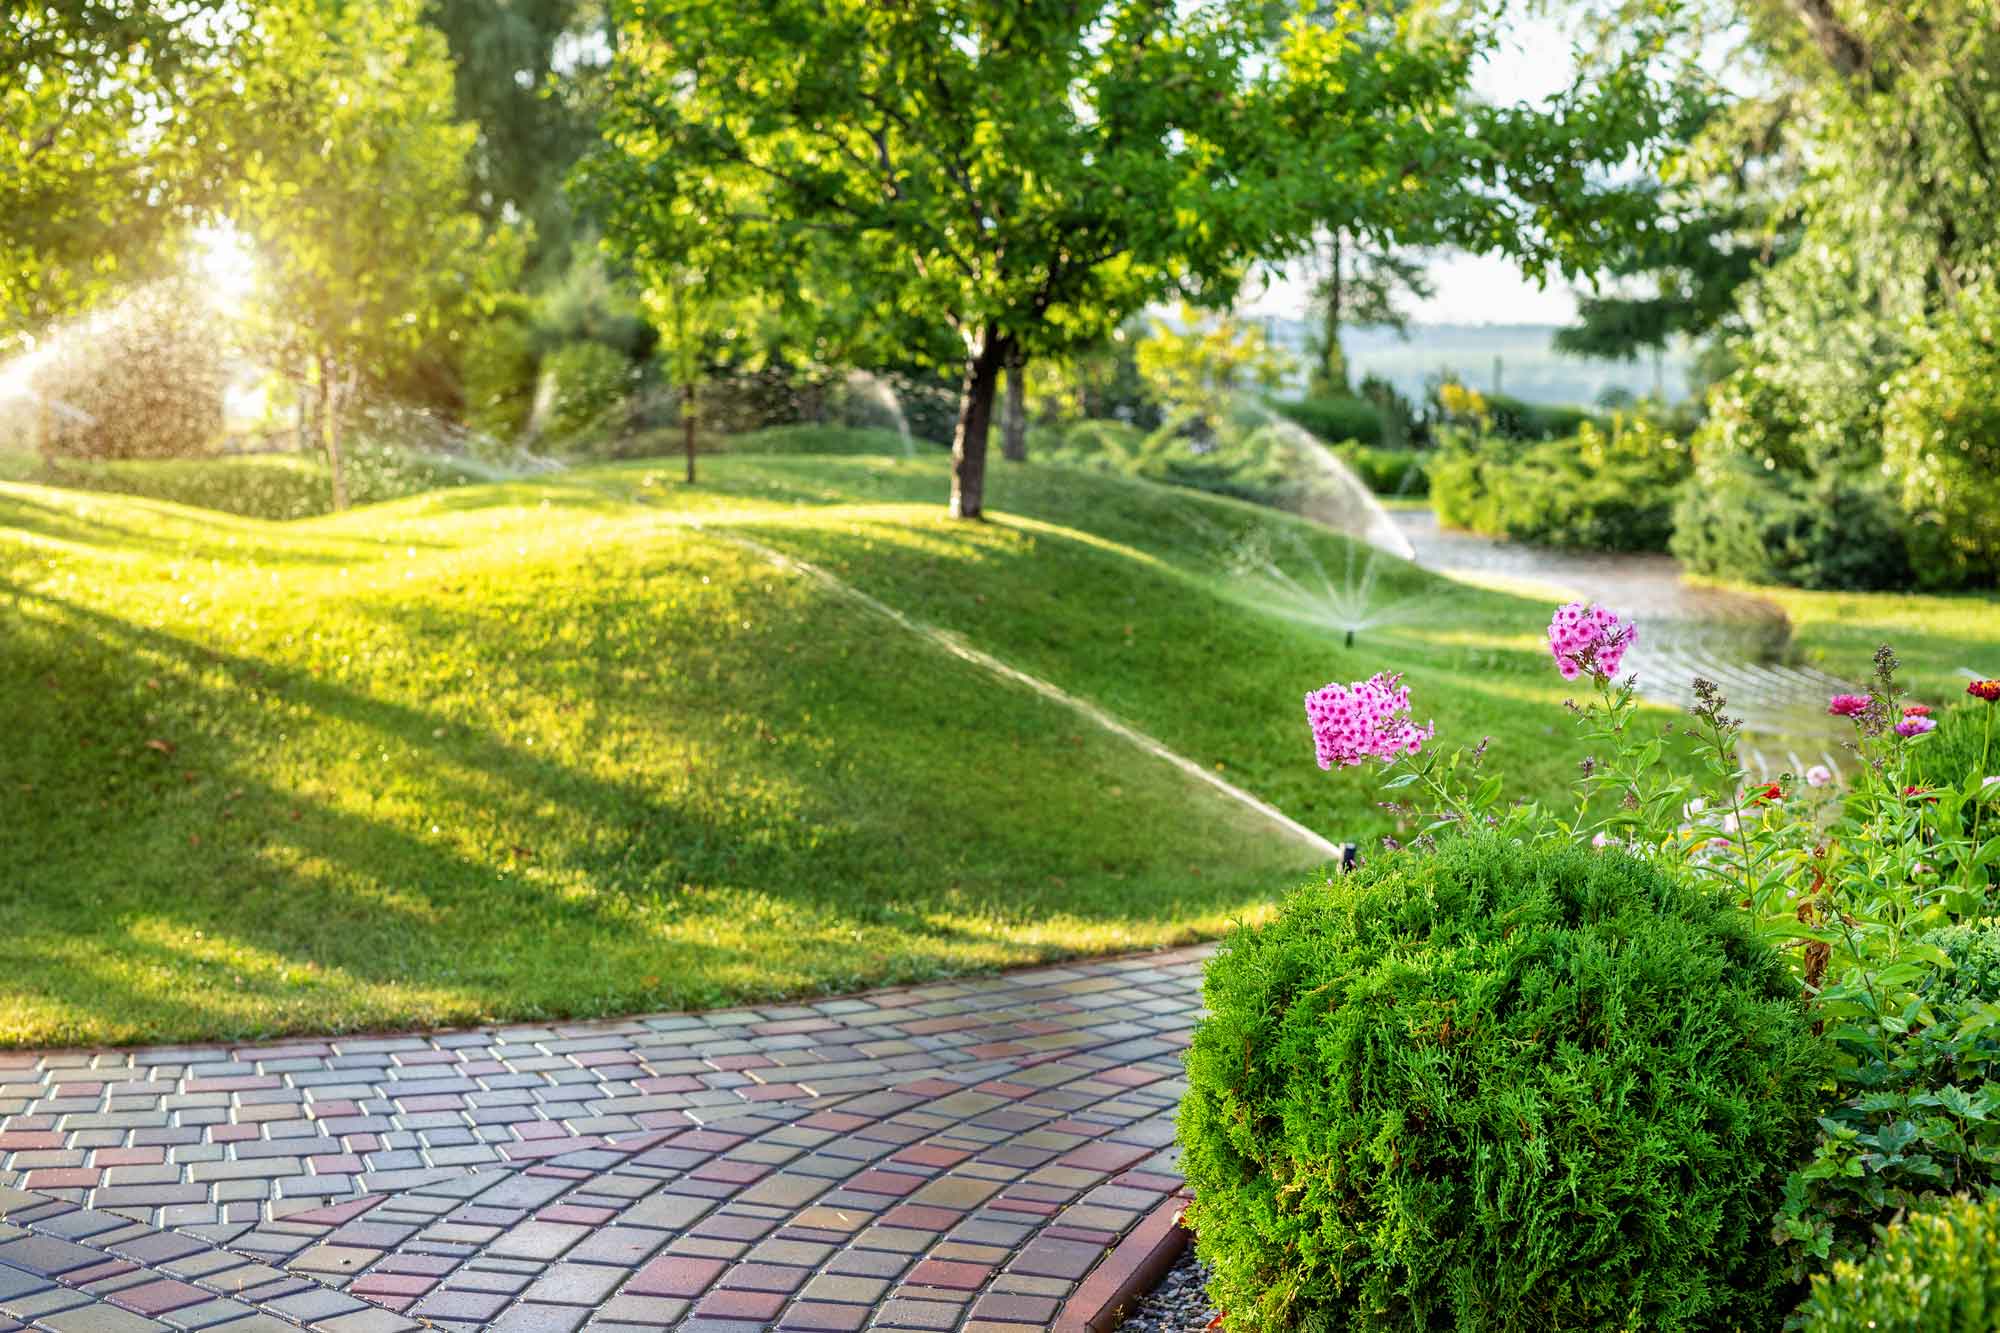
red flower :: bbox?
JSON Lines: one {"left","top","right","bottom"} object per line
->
{"left": 1970, "top": 679, "right": 2000, "bottom": 703}
{"left": 1903, "top": 703, "right": 1932, "bottom": 717}
{"left": 1749, "top": 782, "right": 1782, "bottom": 805}
{"left": 1904, "top": 784, "right": 1940, "bottom": 803}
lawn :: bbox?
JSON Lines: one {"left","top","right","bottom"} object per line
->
{"left": 1739, "top": 583, "right": 2000, "bottom": 702}
{"left": 10, "top": 434, "right": 1920, "bottom": 1047}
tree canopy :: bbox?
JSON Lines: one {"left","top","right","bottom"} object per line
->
{"left": 585, "top": 0, "right": 1685, "bottom": 516}
{"left": 1, "top": 2, "right": 250, "bottom": 341}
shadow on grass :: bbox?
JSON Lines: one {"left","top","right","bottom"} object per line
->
{"left": 0, "top": 527, "right": 1307, "bottom": 1045}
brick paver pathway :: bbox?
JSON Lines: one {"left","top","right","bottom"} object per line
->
{"left": 0, "top": 948, "right": 1208, "bottom": 1331}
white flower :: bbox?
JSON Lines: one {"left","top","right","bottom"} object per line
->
{"left": 1684, "top": 797, "right": 1706, "bottom": 819}
{"left": 1806, "top": 764, "right": 1834, "bottom": 788}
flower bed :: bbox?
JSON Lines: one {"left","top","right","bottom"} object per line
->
{"left": 1179, "top": 604, "right": 2000, "bottom": 1331}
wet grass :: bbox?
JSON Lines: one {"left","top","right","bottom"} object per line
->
{"left": 2, "top": 445, "right": 1612, "bottom": 1046}
{"left": 3, "top": 482, "right": 1313, "bottom": 1046}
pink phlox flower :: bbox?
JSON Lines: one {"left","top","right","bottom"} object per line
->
{"left": 1305, "top": 671, "right": 1435, "bottom": 770}
{"left": 1547, "top": 602, "right": 1637, "bottom": 682}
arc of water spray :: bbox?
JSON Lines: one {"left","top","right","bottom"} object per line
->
{"left": 706, "top": 525, "right": 1341, "bottom": 861}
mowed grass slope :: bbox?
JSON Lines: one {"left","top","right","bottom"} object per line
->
{"left": 4, "top": 443, "right": 1587, "bottom": 1046}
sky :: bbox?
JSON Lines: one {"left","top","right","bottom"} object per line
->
{"left": 1238, "top": 13, "right": 1593, "bottom": 327}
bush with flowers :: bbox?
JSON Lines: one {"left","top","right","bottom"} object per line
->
{"left": 1180, "top": 599, "right": 2000, "bottom": 1330}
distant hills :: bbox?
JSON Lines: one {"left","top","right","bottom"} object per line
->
{"left": 1254, "top": 318, "right": 1697, "bottom": 408}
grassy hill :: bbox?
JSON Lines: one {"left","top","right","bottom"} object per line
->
{"left": 2, "top": 437, "right": 1600, "bottom": 1046}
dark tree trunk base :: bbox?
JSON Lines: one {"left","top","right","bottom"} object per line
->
{"left": 950, "top": 332, "right": 1013, "bottom": 519}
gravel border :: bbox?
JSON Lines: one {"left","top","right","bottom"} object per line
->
{"left": 1113, "top": 1245, "right": 1218, "bottom": 1331}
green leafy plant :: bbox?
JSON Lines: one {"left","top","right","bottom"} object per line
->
{"left": 1268, "top": 394, "right": 1385, "bottom": 446}
{"left": 1671, "top": 457, "right": 1912, "bottom": 591}
{"left": 1883, "top": 284, "right": 2000, "bottom": 591}
{"left": 1431, "top": 416, "right": 1688, "bottom": 553}
{"left": 1796, "top": 1193, "right": 2000, "bottom": 1333}
{"left": 1179, "top": 833, "right": 1825, "bottom": 1332}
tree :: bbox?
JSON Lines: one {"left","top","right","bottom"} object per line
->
{"left": 233, "top": 0, "right": 494, "bottom": 509}
{"left": 586, "top": 6, "right": 1453, "bottom": 516}
{"left": 1307, "top": 231, "right": 1434, "bottom": 396}
{"left": 1135, "top": 306, "right": 1296, "bottom": 435}
{"left": 1, "top": 2, "right": 251, "bottom": 340}
{"left": 643, "top": 265, "right": 773, "bottom": 484}
{"left": 588, "top": 1, "right": 1682, "bottom": 517}
{"left": 423, "top": 0, "right": 612, "bottom": 280}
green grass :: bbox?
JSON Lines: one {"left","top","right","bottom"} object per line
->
{"left": 2, "top": 447, "right": 1638, "bottom": 1046}
{"left": 1, "top": 445, "right": 492, "bottom": 520}
{"left": 1693, "top": 580, "right": 2000, "bottom": 702}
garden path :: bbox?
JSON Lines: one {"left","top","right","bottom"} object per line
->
{"left": 1393, "top": 508, "right": 1856, "bottom": 776}
{"left": 0, "top": 948, "right": 1208, "bottom": 1332}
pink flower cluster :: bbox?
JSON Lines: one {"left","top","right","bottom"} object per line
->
{"left": 1547, "top": 602, "right": 1637, "bottom": 682}
{"left": 1305, "top": 672, "right": 1434, "bottom": 769}
{"left": 1828, "top": 694, "right": 1871, "bottom": 717}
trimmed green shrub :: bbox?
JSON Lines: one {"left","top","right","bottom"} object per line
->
{"left": 720, "top": 425, "right": 923, "bottom": 456}
{"left": 1482, "top": 391, "right": 1601, "bottom": 441}
{"left": 1270, "top": 394, "right": 1384, "bottom": 446}
{"left": 538, "top": 340, "right": 643, "bottom": 445}
{"left": 1882, "top": 284, "right": 2000, "bottom": 590}
{"left": 1179, "top": 834, "right": 1825, "bottom": 1332}
{"left": 1430, "top": 417, "right": 1687, "bottom": 553}
{"left": 1797, "top": 1194, "right": 2000, "bottom": 1333}
{"left": 1330, "top": 442, "right": 1428, "bottom": 497}
{"left": 1670, "top": 459, "right": 1911, "bottom": 590}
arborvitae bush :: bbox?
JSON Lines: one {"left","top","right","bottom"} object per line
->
{"left": 1797, "top": 1194, "right": 2000, "bottom": 1333}
{"left": 1178, "top": 834, "right": 1825, "bottom": 1332}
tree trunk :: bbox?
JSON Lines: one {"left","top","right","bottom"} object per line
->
{"left": 1001, "top": 349, "right": 1027, "bottom": 462}
{"left": 1789, "top": 0, "right": 1872, "bottom": 82}
{"left": 949, "top": 332, "right": 1011, "bottom": 519}
{"left": 1320, "top": 231, "right": 1348, "bottom": 396}
{"left": 318, "top": 355, "right": 348, "bottom": 512}
{"left": 682, "top": 380, "right": 698, "bottom": 485}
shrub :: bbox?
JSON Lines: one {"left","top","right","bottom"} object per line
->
{"left": 1882, "top": 285, "right": 2000, "bottom": 590}
{"left": 1796, "top": 1194, "right": 2000, "bottom": 1333}
{"left": 720, "top": 425, "right": 921, "bottom": 457}
{"left": 1482, "top": 391, "right": 1600, "bottom": 440}
{"left": 1670, "top": 459, "right": 1911, "bottom": 590}
{"left": 1269, "top": 394, "right": 1384, "bottom": 445}
{"left": 536, "top": 340, "right": 643, "bottom": 446}
{"left": 1906, "top": 699, "right": 1999, "bottom": 794}
{"left": 1332, "top": 442, "right": 1428, "bottom": 496}
{"left": 1430, "top": 417, "right": 1687, "bottom": 552}
{"left": 1179, "top": 833, "right": 1825, "bottom": 1333}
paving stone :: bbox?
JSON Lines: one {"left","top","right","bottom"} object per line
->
{"left": 0, "top": 950, "right": 1218, "bottom": 1333}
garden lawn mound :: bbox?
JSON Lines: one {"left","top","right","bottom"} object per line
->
{"left": 1, "top": 451, "right": 1589, "bottom": 1046}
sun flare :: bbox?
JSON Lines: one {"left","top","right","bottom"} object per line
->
{"left": 191, "top": 222, "right": 259, "bottom": 315}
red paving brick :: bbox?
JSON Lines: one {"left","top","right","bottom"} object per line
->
{"left": 0, "top": 946, "right": 1212, "bottom": 1333}
{"left": 627, "top": 1254, "right": 728, "bottom": 1298}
